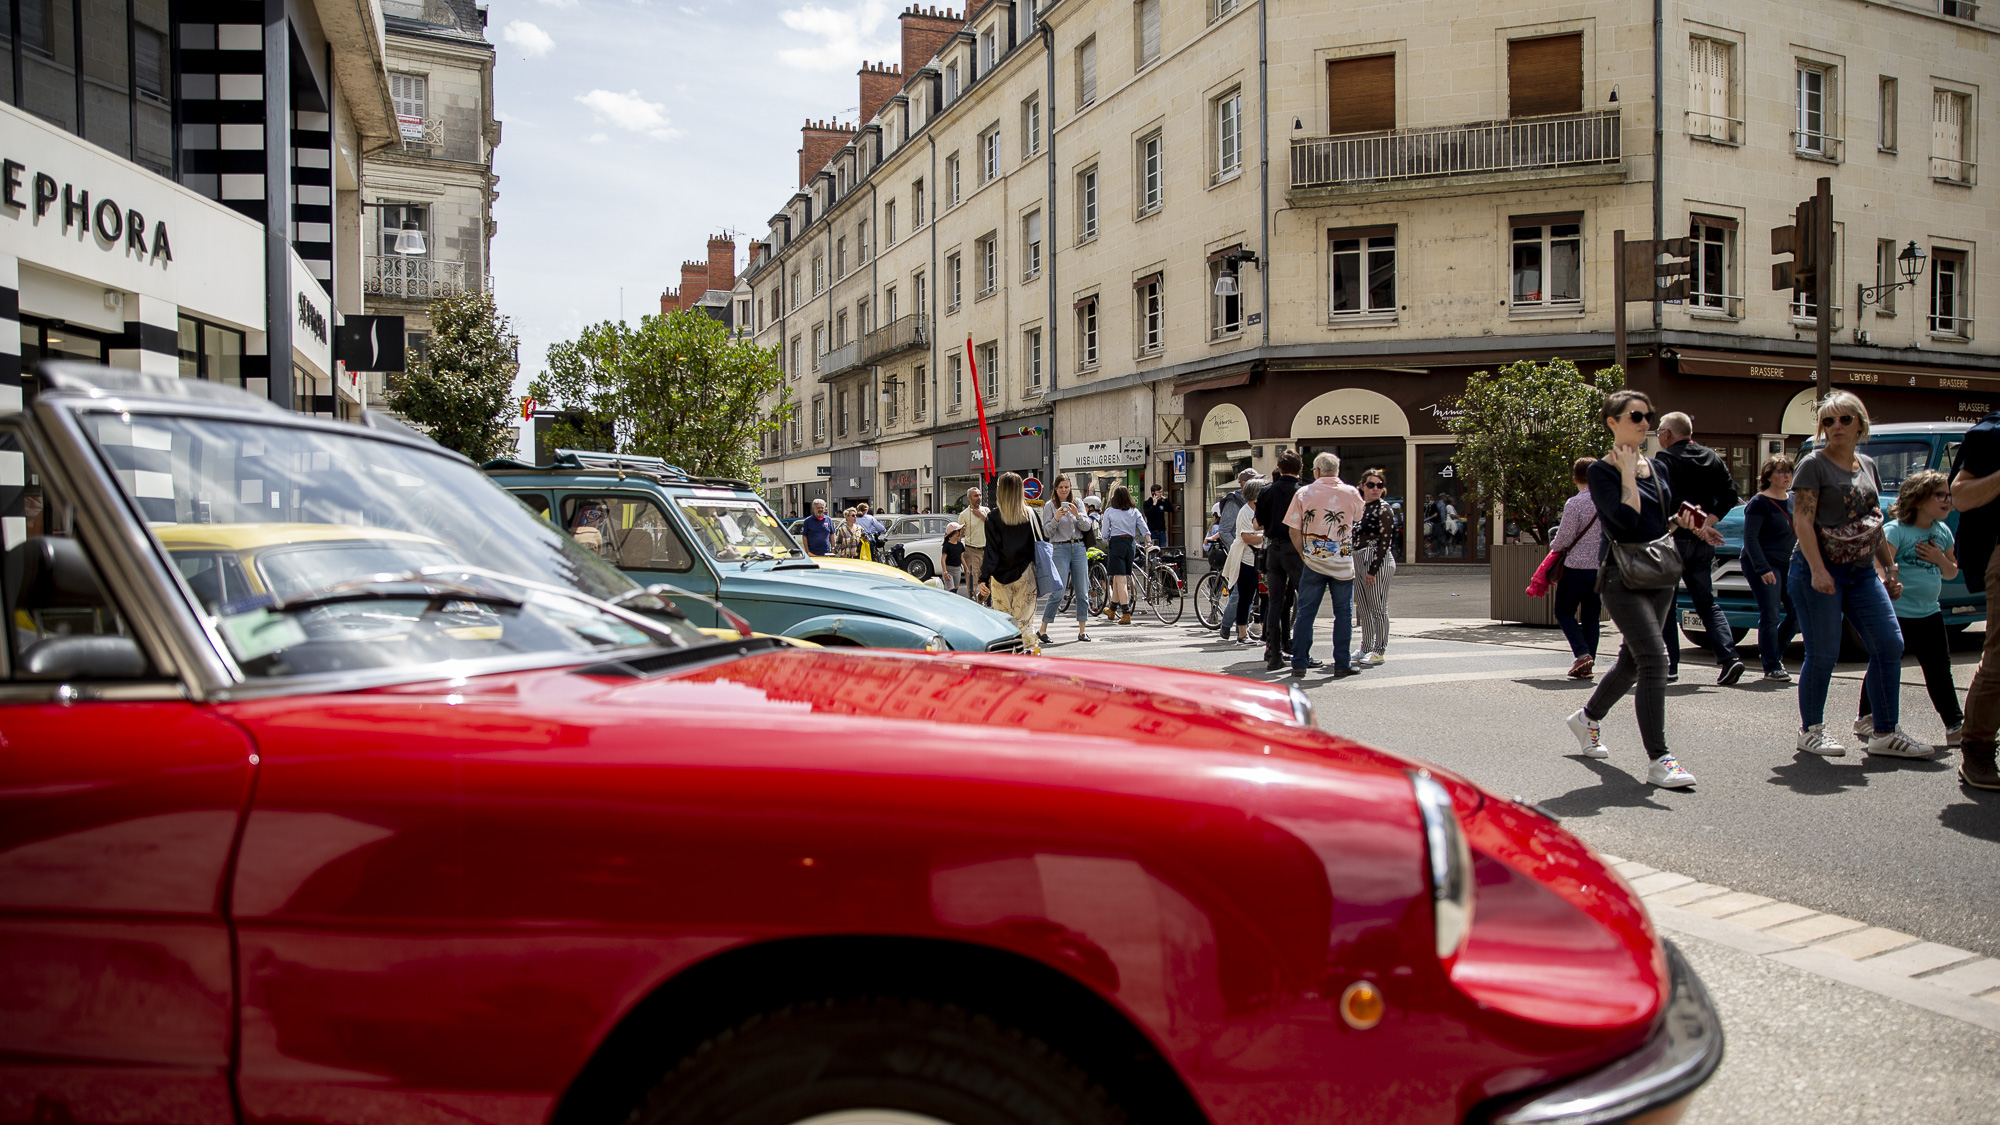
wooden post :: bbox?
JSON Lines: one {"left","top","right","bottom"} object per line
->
{"left": 1613, "top": 229, "right": 1628, "bottom": 373}
{"left": 1814, "top": 176, "right": 1833, "bottom": 396}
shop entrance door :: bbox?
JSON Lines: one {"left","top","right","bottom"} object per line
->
{"left": 1417, "top": 446, "right": 1485, "bottom": 562}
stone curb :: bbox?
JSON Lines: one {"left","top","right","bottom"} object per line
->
{"left": 1601, "top": 853, "right": 2000, "bottom": 1035}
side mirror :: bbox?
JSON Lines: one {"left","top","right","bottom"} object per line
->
{"left": 18, "top": 635, "right": 149, "bottom": 680}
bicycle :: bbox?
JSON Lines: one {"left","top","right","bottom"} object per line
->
{"left": 1195, "top": 566, "right": 1265, "bottom": 638}
{"left": 1055, "top": 546, "right": 1111, "bottom": 619}
{"left": 1136, "top": 543, "right": 1184, "bottom": 625}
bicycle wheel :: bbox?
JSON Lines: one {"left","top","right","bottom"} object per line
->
{"left": 1088, "top": 563, "right": 1111, "bottom": 616}
{"left": 1194, "top": 572, "right": 1225, "bottom": 628}
{"left": 1150, "top": 565, "right": 1185, "bottom": 625}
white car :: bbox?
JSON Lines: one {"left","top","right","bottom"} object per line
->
{"left": 884, "top": 515, "right": 953, "bottom": 581}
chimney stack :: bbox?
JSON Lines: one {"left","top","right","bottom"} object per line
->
{"left": 677, "top": 261, "right": 706, "bottom": 310}
{"left": 899, "top": 6, "right": 964, "bottom": 80}
{"left": 798, "top": 119, "right": 857, "bottom": 188}
{"left": 706, "top": 233, "right": 737, "bottom": 294}
{"left": 858, "top": 61, "right": 902, "bottom": 124}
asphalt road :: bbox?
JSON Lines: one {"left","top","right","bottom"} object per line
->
{"left": 1033, "top": 564, "right": 2000, "bottom": 1122}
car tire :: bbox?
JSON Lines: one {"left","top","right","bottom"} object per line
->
{"left": 1681, "top": 625, "right": 1747, "bottom": 651}
{"left": 629, "top": 997, "right": 1126, "bottom": 1125}
{"left": 906, "top": 554, "right": 934, "bottom": 582}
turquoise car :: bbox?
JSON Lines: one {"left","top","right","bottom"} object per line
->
{"left": 485, "top": 451, "right": 1027, "bottom": 652}
{"left": 1677, "top": 422, "right": 1981, "bottom": 651}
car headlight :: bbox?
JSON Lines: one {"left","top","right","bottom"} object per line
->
{"left": 1410, "top": 770, "right": 1473, "bottom": 960}
{"left": 1287, "top": 682, "right": 1316, "bottom": 728}
{"left": 924, "top": 633, "right": 947, "bottom": 652}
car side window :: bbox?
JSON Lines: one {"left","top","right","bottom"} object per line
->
{"left": 0, "top": 431, "right": 152, "bottom": 681}
{"left": 516, "top": 492, "right": 554, "bottom": 522}
{"left": 560, "top": 494, "right": 694, "bottom": 573}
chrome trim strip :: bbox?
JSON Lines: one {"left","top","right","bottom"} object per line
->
{"left": 1487, "top": 941, "right": 1724, "bottom": 1125}
{"left": 0, "top": 682, "right": 188, "bottom": 703}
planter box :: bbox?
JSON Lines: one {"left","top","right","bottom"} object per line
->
{"left": 1490, "top": 542, "right": 1557, "bottom": 626}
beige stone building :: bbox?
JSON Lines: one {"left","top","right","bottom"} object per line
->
{"left": 358, "top": 0, "right": 501, "bottom": 410}
{"left": 748, "top": 0, "right": 1995, "bottom": 563}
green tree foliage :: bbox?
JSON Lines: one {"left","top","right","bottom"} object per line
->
{"left": 529, "top": 310, "right": 790, "bottom": 482}
{"left": 1446, "top": 358, "right": 1624, "bottom": 544}
{"left": 383, "top": 290, "right": 521, "bottom": 463}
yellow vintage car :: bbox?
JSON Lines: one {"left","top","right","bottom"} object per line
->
{"left": 155, "top": 524, "right": 464, "bottom": 608}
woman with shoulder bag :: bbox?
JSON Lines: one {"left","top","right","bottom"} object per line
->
{"left": 1788, "top": 392, "right": 1928, "bottom": 759}
{"left": 981, "top": 472, "right": 1046, "bottom": 654}
{"left": 1564, "top": 390, "right": 1702, "bottom": 788}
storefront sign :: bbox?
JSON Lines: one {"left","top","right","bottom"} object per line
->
{"left": 335, "top": 315, "right": 407, "bottom": 371}
{"left": 398, "top": 114, "right": 425, "bottom": 140}
{"left": 1675, "top": 347, "right": 1998, "bottom": 393}
{"left": 859, "top": 449, "right": 880, "bottom": 467}
{"left": 1291, "top": 389, "right": 1411, "bottom": 440}
{"left": 816, "top": 466, "right": 833, "bottom": 476}
{"left": 886, "top": 469, "right": 918, "bottom": 489}
{"left": 1198, "top": 403, "right": 1249, "bottom": 445}
{"left": 1058, "top": 438, "right": 1145, "bottom": 468}
{"left": 4, "top": 158, "right": 175, "bottom": 266}
{"left": 289, "top": 250, "right": 333, "bottom": 380}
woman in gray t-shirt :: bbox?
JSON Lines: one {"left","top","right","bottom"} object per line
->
{"left": 1787, "top": 391, "right": 1929, "bottom": 760}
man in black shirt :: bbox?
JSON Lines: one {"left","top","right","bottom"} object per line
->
{"left": 1257, "top": 450, "right": 1304, "bottom": 671}
{"left": 1950, "top": 410, "right": 2000, "bottom": 789}
{"left": 1144, "top": 485, "right": 1174, "bottom": 543}
{"left": 1655, "top": 413, "right": 1747, "bottom": 686}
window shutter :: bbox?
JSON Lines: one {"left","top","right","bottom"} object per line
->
{"left": 1140, "top": 0, "right": 1161, "bottom": 64}
{"left": 1934, "top": 90, "right": 1961, "bottom": 162}
{"left": 1508, "top": 33, "right": 1583, "bottom": 117}
{"left": 1027, "top": 212, "right": 1042, "bottom": 244}
{"left": 1708, "top": 41, "right": 1730, "bottom": 132}
{"left": 391, "top": 74, "right": 426, "bottom": 120}
{"left": 1687, "top": 39, "right": 1710, "bottom": 138}
{"left": 1327, "top": 54, "right": 1396, "bottom": 134}
{"left": 1080, "top": 40, "right": 1097, "bottom": 103}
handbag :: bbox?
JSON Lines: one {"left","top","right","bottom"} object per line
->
{"left": 1602, "top": 532, "right": 1684, "bottom": 590}
{"left": 1817, "top": 509, "right": 1885, "bottom": 566}
{"left": 1527, "top": 511, "right": 1597, "bottom": 597}
{"left": 1031, "top": 509, "right": 1062, "bottom": 596}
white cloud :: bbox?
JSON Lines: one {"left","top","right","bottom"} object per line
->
{"left": 574, "top": 88, "right": 682, "bottom": 140}
{"left": 778, "top": 1, "right": 896, "bottom": 71}
{"left": 502, "top": 20, "right": 556, "bottom": 57}
{"left": 534, "top": 0, "right": 577, "bottom": 8}
{"left": 586, "top": 133, "right": 608, "bottom": 143}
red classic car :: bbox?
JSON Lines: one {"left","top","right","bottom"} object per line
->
{"left": 2, "top": 366, "right": 1719, "bottom": 1125}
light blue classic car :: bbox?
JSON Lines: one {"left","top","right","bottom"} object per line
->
{"left": 486, "top": 451, "right": 1027, "bottom": 652}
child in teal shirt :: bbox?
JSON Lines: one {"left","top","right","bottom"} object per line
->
{"left": 1858, "top": 470, "right": 1963, "bottom": 746}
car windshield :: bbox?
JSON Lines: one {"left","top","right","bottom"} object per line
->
{"left": 1854, "top": 440, "right": 1933, "bottom": 493}
{"left": 86, "top": 412, "right": 713, "bottom": 678}
{"left": 673, "top": 495, "right": 804, "bottom": 560}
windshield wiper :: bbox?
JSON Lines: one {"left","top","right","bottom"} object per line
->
{"left": 606, "top": 584, "right": 689, "bottom": 619}
{"left": 272, "top": 572, "right": 526, "bottom": 614}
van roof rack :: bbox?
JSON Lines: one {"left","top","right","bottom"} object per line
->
{"left": 479, "top": 449, "right": 760, "bottom": 493}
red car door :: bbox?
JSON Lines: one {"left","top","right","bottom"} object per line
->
{"left": 0, "top": 433, "right": 255, "bottom": 1125}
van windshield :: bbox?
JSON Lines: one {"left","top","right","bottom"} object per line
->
{"left": 1854, "top": 441, "right": 1933, "bottom": 493}
{"left": 674, "top": 496, "right": 804, "bottom": 560}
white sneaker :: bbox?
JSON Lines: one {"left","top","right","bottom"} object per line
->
{"left": 1797, "top": 725, "right": 1847, "bottom": 757}
{"left": 1647, "top": 755, "right": 1697, "bottom": 788}
{"left": 1363, "top": 651, "right": 1385, "bottom": 666}
{"left": 1866, "top": 729, "right": 1940, "bottom": 759}
{"left": 1565, "top": 708, "right": 1610, "bottom": 759}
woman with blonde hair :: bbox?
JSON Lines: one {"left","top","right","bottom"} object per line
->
{"left": 1788, "top": 390, "right": 1928, "bottom": 758}
{"left": 832, "top": 507, "right": 863, "bottom": 558}
{"left": 980, "top": 472, "right": 1047, "bottom": 653}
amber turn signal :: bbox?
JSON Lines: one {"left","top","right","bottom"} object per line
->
{"left": 1340, "top": 980, "right": 1384, "bottom": 1030}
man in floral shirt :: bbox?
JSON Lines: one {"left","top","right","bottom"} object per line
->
{"left": 1284, "top": 451, "right": 1367, "bottom": 678}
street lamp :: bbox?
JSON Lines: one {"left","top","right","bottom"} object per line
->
{"left": 393, "top": 221, "right": 427, "bottom": 257}
{"left": 1213, "top": 249, "right": 1260, "bottom": 297}
{"left": 1857, "top": 240, "right": 1927, "bottom": 311}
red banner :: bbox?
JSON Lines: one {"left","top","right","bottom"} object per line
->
{"left": 965, "top": 337, "right": 994, "bottom": 484}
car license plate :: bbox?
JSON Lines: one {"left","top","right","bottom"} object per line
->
{"left": 1680, "top": 610, "right": 1703, "bottom": 630}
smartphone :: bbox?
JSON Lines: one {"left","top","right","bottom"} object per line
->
{"left": 1678, "top": 501, "right": 1705, "bottom": 524}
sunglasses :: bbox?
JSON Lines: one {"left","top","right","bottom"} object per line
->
{"left": 1363, "top": 481, "right": 1386, "bottom": 490}
{"left": 1821, "top": 414, "right": 1857, "bottom": 427}
{"left": 1621, "top": 410, "right": 1658, "bottom": 425}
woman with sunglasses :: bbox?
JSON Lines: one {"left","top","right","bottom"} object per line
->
{"left": 1789, "top": 392, "right": 1930, "bottom": 759}
{"left": 1353, "top": 469, "right": 1398, "bottom": 665}
{"left": 1565, "top": 390, "right": 1700, "bottom": 788}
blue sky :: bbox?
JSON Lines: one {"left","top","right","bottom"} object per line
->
{"left": 484, "top": 0, "right": 901, "bottom": 392}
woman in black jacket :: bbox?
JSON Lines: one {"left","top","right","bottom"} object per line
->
{"left": 980, "top": 472, "right": 1044, "bottom": 653}
{"left": 1564, "top": 390, "right": 1701, "bottom": 789}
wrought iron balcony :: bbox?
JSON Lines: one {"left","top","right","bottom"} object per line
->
{"left": 1291, "top": 109, "right": 1621, "bottom": 192}
{"left": 363, "top": 256, "right": 483, "bottom": 301}
{"left": 820, "top": 314, "right": 930, "bottom": 381}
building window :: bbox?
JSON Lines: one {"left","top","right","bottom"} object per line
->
{"left": 1329, "top": 228, "right": 1397, "bottom": 317}
{"left": 916, "top": 272, "right": 928, "bottom": 317}
{"left": 980, "top": 26, "right": 996, "bottom": 72}
{"left": 791, "top": 269, "right": 802, "bottom": 304}
{"left": 391, "top": 72, "right": 428, "bottom": 128}
{"left": 858, "top": 298, "right": 871, "bottom": 334}
{"left": 857, "top": 220, "right": 870, "bottom": 262}
{"left": 1077, "top": 37, "right": 1098, "bottom": 106}
{"left": 947, "top": 154, "right": 962, "bottom": 206}
{"left": 1511, "top": 218, "right": 1582, "bottom": 310}
{"left": 792, "top": 410, "right": 802, "bottom": 448}
{"left": 1874, "top": 239, "right": 1899, "bottom": 315}
{"left": 1025, "top": 327, "right": 1044, "bottom": 392}
{"left": 1327, "top": 54, "right": 1396, "bottom": 135}
{"left": 1023, "top": 211, "right": 1043, "bottom": 279}
{"left": 885, "top": 201, "right": 898, "bottom": 245}
{"left": 978, "top": 342, "right": 1000, "bottom": 402}
{"left": 835, "top": 310, "right": 848, "bottom": 348}
{"left": 1022, "top": 97, "right": 1043, "bottom": 159}
{"left": 1932, "top": 250, "right": 1970, "bottom": 337}
{"left": 915, "top": 364, "right": 928, "bottom": 419}
{"left": 790, "top": 336, "right": 802, "bottom": 378}
{"left": 1795, "top": 63, "right": 1835, "bottom": 157}
{"left": 885, "top": 286, "right": 899, "bottom": 323}
{"left": 1791, "top": 230, "right": 1840, "bottom": 322}
{"left": 1208, "top": 256, "right": 1243, "bottom": 338}
{"left": 376, "top": 204, "right": 430, "bottom": 258}
{"left": 886, "top": 373, "right": 898, "bottom": 427}
{"left": 737, "top": 299, "right": 750, "bottom": 332}
{"left": 837, "top": 389, "right": 849, "bottom": 437}
{"left": 1933, "top": 89, "right": 1973, "bottom": 183}
{"left": 978, "top": 234, "right": 998, "bottom": 297}
{"left": 177, "top": 317, "right": 246, "bottom": 386}
{"left": 946, "top": 60, "right": 961, "bottom": 102}
{"left": 1210, "top": 0, "right": 1237, "bottom": 21}
{"left": 980, "top": 127, "right": 1000, "bottom": 183}
{"left": 836, "top": 238, "right": 848, "bottom": 278}
{"left": 1135, "top": 0, "right": 1161, "bottom": 68}
{"left": 1689, "top": 216, "right": 1737, "bottom": 314}
{"left": 1687, "top": 37, "right": 1736, "bottom": 142}
{"left": 1879, "top": 77, "right": 1899, "bottom": 152}
{"left": 812, "top": 325, "right": 826, "bottom": 371}
{"left": 1135, "top": 274, "right": 1164, "bottom": 354}
{"left": 950, "top": 353, "right": 965, "bottom": 408}
{"left": 812, "top": 255, "right": 825, "bottom": 294}
{"left": 1137, "top": 131, "right": 1164, "bottom": 215}
{"left": 860, "top": 380, "right": 872, "bottom": 431}
{"left": 913, "top": 180, "right": 927, "bottom": 226}
{"left": 1076, "top": 297, "right": 1100, "bottom": 368}
{"left": 1942, "top": 0, "right": 1977, "bottom": 17}
{"left": 813, "top": 396, "right": 827, "bottom": 441}
{"left": 947, "top": 253, "right": 963, "bottom": 311}
{"left": 1507, "top": 33, "right": 1583, "bottom": 117}
{"left": 1079, "top": 165, "right": 1100, "bottom": 241}
{"left": 1214, "top": 89, "right": 1242, "bottom": 183}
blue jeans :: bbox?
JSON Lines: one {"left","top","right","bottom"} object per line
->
{"left": 1291, "top": 567, "right": 1354, "bottom": 671}
{"left": 1040, "top": 540, "right": 1091, "bottom": 626}
{"left": 1788, "top": 554, "right": 1903, "bottom": 731}
{"left": 1750, "top": 571, "right": 1800, "bottom": 674}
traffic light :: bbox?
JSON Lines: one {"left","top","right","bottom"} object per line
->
{"left": 1771, "top": 197, "right": 1822, "bottom": 292}
{"left": 1622, "top": 237, "right": 1692, "bottom": 303}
